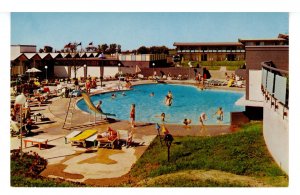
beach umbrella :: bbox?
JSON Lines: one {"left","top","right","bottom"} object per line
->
{"left": 26, "top": 67, "right": 42, "bottom": 73}
{"left": 26, "top": 68, "right": 42, "bottom": 81}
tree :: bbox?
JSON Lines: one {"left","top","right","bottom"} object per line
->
{"left": 137, "top": 46, "right": 149, "bottom": 54}
{"left": 137, "top": 46, "right": 169, "bottom": 54}
{"left": 100, "top": 44, "right": 109, "bottom": 54}
{"left": 44, "top": 46, "right": 53, "bottom": 53}
{"left": 63, "top": 42, "right": 79, "bottom": 53}
{"left": 108, "top": 43, "right": 117, "bottom": 54}
{"left": 150, "top": 46, "right": 169, "bottom": 54}
{"left": 117, "top": 44, "right": 121, "bottom": 53}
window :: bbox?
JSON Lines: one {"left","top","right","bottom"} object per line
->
{"left": 226, "top": 54, "right": 236, "bottom": 61}
{"left": 141, "top": 54, "right": 146, "bottom": 61}
{"left": 201, "top": 54, "right": 207, "bottom": 61}
{"left": 131, "top": 55, "right": 136, "bottom": 61}
{"left": 121, "top": 55, "right": 127, "bottom": 61}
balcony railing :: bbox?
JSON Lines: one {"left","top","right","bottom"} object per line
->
{"left": 261, "top": 61, "right": 288, "bottom": 114}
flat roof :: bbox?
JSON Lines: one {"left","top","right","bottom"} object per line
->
{"left": 11, "top": 44, "right": 37, "bottom": 47}
{"left": 238, "top": 38, "right": 287, "bottom": 42}
{"left": 173, "top": 42, "right": 243, "bottom": 46}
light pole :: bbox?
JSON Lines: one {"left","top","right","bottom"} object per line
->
{"left": 45, "top": 65, "right": 48, "bottom": 82}
{"left": 83, "top": 64, "right": 87, "bottom": 80}
{"left": 118, "top": 63, "right": 121, "bottom": 89}
{"left": 164, "top": 134, "right": 174, "bottom": 162}
{"left": 15, "top": 93, "right": 27, "bottom": 157}
{"left": 152, "top": 62, "right": 155, "bottom": 80}
{"left": 188, "top": 61, "right": 192, "bottom": 80}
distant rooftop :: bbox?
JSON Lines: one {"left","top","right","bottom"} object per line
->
{"left": 238, "top": 38, "right": 287, "bottom": 42}
{"left": 173, "top": 42, "right": 243, "bottom": 46}
{"left": 238, "top": 33, "right": 289, "bottom": 42}
{"left": 11, "top": 44, "right": 37, "bottom": 47}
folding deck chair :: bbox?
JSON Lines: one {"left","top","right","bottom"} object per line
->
{"left": 64, "top": 130, "right": 82, "bottom": 144}
{"left": 69, "top": 129, "right": 98, "bottom": 147}
{"left": 85, "top": 134, "right": 98, "bottom": 147}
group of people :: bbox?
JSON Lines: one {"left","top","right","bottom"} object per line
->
{"left": 181, "top": 107, "right": 224, "bottom": 129}
{"left": 196, "top": 72, "right": 207, "bottom": 90}
{"left": 198, "top": 107, "right": 224, "bottom": 129}
{"left": 98, "top": 88, "right": 224, "bottom": 136}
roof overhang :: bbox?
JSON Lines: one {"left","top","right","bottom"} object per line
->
{"left": 235, "top": 95, "right": 263, "bottom": 107}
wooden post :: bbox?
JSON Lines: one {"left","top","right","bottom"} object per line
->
{"left": 167, "top": 145, "right": 170, "bottom": 162}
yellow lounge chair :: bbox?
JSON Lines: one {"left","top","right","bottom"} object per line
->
{"left": 227, "top": 79, "right": 234, "bottom": 87}
{"left": 70, "top": 129, "right": 98, "bottom": 147}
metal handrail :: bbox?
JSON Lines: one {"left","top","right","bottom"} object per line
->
{"left": 261, "top": 61, "right": 288, "bottom": 74}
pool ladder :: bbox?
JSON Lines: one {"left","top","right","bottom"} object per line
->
{"left": 62, "top": 96, "right": 76, "bottom": 130}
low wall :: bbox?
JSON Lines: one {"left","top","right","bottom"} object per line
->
{"left": 263, "top": 98, "right": 289, "bottom": 174}
{"left": 140, "top": 67, "right": 202, "bottom": 78}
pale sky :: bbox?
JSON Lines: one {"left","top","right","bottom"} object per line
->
{"left": 11, "top": 12, "right": 288, "bottom": 51}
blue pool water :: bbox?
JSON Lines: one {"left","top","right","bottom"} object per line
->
{"left": 77, "top": 84, "right": 245, "bottom": 125}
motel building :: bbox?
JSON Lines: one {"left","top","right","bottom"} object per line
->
{"left": 173, "top": 42, "right": 245, "bottom": 62}
{"left": 10, "top": 44, "right": 167, "bottom": 81}
{"left": 173, "top": 33, "right": 288, "bottom": 63}
{"left": 235, "top": 34, "right": 289, "bottom": 174}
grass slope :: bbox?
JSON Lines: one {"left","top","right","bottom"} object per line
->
{"left": 130, "top": 122, "right": 288, "bottom": 187}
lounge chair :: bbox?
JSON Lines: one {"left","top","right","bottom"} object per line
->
{"left": 117, "top": 130, "right": 129, "bottom": 147}
{"left": 64, "top": 130, "right": 82, "bottom": 144}
{"left": 85, "top": 134, "right": 98, "bottom": 147}
{"left": 236, "top": 80, "right": 245, "bottom": 88}
{"left": 10, "top": 120, "right": 28, "bottom": 137}
{"left": 69, "top": 129, "right": 98, "bottom": 147}
{"left": 97, "top": 128, "right": 119, "bottom": 149}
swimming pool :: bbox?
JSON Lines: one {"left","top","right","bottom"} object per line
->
{"left": 77, "top": 84, "right": 245, "bottom": 125}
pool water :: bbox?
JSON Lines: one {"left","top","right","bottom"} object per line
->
{"left": 77, "top": 84, "right": 245, "bottom": 125}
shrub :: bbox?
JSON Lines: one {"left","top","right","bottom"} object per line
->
{"left": 11, "top": 149, "right": 47, "bottom": 178}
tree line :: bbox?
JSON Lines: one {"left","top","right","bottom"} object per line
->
{"left": 39, "top": 43, "right": 170, "bottom": 55}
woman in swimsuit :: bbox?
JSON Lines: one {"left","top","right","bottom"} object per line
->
{"left": 130, "top": 104, "right": 135, "bottom": 128}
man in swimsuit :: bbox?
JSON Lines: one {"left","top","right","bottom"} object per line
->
{"left": 215, "top": 107, "right": 224, "bottom": 123}
{"left": 96, "top": 100, "right": 103, "bottom": 112}
{"left": 199, "top": 112, "right": 207, "bottom": 133}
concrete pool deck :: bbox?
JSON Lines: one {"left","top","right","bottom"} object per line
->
{"left": 10, "top": 79, "right": 244, "bottom": 185}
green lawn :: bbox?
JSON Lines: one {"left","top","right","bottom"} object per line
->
{"left": 180, "top": 60, "right": 245, "bottom": 71}
{"left": 11, "top": 122, "right": 288, "bottom": 187}
{"left": 129, "top": 122, "right": 288, "bottom": 187}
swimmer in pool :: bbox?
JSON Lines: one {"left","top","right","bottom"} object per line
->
{"left": 214, "top": 107, "right": 224, "bottom": 123}
{"left": 165, "top": 95, "right": 172, "bottom": 106}
{"left": 183, "top": 118, "right": 192, "bottom": 128}
{"left": 154, "top": 112, "right": 168, "bottom": 123}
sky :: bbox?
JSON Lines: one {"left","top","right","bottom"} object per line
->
{"left": 11, "top": 12, "right": 288, "bottom": 51}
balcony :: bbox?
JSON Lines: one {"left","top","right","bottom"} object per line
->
{"left": 261, "top": 61, "right": 289, "bottom": 109}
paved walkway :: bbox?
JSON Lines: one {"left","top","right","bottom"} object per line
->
{"left": 10, "top": 80, "right": 242, "bottom": 184}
